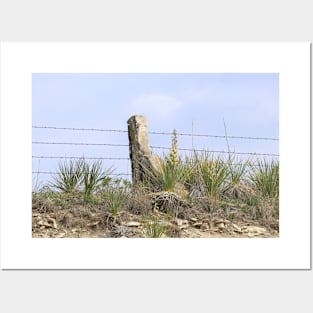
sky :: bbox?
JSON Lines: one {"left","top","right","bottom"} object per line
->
{"left": 32, "top": 73, "right": 279, "bottom": 188}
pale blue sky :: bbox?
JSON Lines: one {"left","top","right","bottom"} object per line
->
{"left": 32, "top": 73, "right": 279, "bottom": 186}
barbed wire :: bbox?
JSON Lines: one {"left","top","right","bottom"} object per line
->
{"left": 32, "top": 141, "right": 128, "bottom": 147}
{"left": 32, "top": 171, "right": 131, "bottom": 176}
{"left": 32, "top": 125, "right": 279, "bottom": 141}
{"left": 149, "top": 131, "right": 279, "bottom": 141}
{"left": 32, "top": 156, "right": 130, "bottom": 160}
{"left": 32, "top": 141, "right": 278, "bottom": 157}
{"left": 32, "top": 126, "right": 128, "bottom": 133}
{"left": 150, "top": 146, "right": 279, "bottom": 157}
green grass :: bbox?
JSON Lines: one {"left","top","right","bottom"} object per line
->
{"left": 143, "top": 214, "right": 169, "bottom": 238}
{"left": 103, "top": 181, "right": 129, "bottom": 216}
{"left": 51, "top": 159, "right": 84, "bottom": 193}
{"left": 194, "top": 152, "right": 228, "bottom": 199}
{"left": 50, "top": 158, "right": 114, "bottom": 202}
{"left": 81, "top": 160, "right": 114, "bottom": 202}
{"left": 249, "top": 159, "right": 279, "bottom": 199}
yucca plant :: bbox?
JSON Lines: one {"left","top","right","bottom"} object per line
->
{"left": 148, "top": 129, "right": 189, "bottom": 192}
{"left": 51, "top": 158, "right": 114, "bottom": 202}
{"left": 224, "top": 156, "right": 250, "bottom": 198}
{"left": 179, "top": 153, "right": 198, "bottom": 189}
{"left": 82, "top": 160, "right": 114, "bottom": 202}
{"left": 249, "top": 159, "right": 279, "bottom": 199}
{"left": 152, "top": 158, "right": 187, "bottom": 192}
{"left": 196, "top": 152, "right": 228, "bottom": 199}
{"left": 51, "top": 158, "right": 84, "bottom": 193}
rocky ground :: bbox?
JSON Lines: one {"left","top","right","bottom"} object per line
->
{"left": 32, "top": 202, "right": 279, "bottom": 238}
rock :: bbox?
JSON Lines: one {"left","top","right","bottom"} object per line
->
{"left": 55, "top": 232, "right": 66, "bottom": 238}
{"left": 231, "top": 223, "right": 242, "bottom": 232}
{"left": 192, "top": 222, "right": 202, "bottom": 228}
{"left": 47, "top": 217, "right": 57, "bottom": 229}
{"left": 242, "top": 226, "right": 267, "bottom": 234}
{"left": 215, "top": 222, "right": 225, "bottom": 229}
{"left": 124, "top": 221, "right": 141, "bottom": 227}
{"left": 200, "top": 223, "right": 209, "bottom": 231}
{"left": 87, "top": 221, "right": 100, "bottom": 227}
{"left": 190, "top": 217, "right": 198, "bottom": 222}
{"left": 175, "top": 219, "right": 188, "bottom": 227}
{"left": 173, "top": 182, "right": 189, "bottom": 201}
{"left": 38, "top": 218, "right": 57, "bottom": 229}
{"left": 127, "top": 115, "right": 154, "bottom": 185}
{"left": 150, "top": 154, "right": 163, "bottom": 172}
{"left": 71, "top": 228, "right": 81, "bottom": 233}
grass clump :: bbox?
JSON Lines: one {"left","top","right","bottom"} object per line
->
{"left": 51, "top": 159, "right": 84, "bottom": 193}
{"left": 50, "top": 158, "right": 114, "bottom": 202}
{"left": 195, "top": 152, "right": 228, "bottom": 199}
{"left": 249, "top": 159, "right": 279, "bottom": 199}
{"left": 224, "top": 156, "right": 250, "bottom": 199}
{"left": 82, "top": 160, "right": 113, "bottom": 202}
{"left": 143, "top": 214, "right": 169, "bottom": 238}
{"left": 103, "top": 180, "right": 129, "bottom": 216}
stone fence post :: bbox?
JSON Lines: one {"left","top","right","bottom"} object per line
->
{"left": 127, "top": 115, "right": 154, "bottom": 185}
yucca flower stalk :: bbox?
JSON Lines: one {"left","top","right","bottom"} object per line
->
{"left": 161, "top": 129, "right": 184, "bottom": 192}
{"left": 167, "top": 129, "right": 178, "bottom": 169}
{"left": 145, "top": 129, "right": 189, "bottom": 193}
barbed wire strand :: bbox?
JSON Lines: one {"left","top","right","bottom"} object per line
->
{"left": 32, "top": 125, "right": 279, "bottom": 141}
{"left": 32, "top": 141, "right": 278, "bottom": 157}
{"left": 32, "top": 141, "right": 128, "bottom": 147}
{"left": 32, "top": 126, "right": 128, "bottom": 133}
{"left": 32, "top": 156, "right": 129, "bottom": 160}
{"left": 32, "top": 171, "right": 131, "bottom": 176}
{"left": 150, "top": 146, "right": 279, "bottom": 157}
{"left": 149, "top": 131, "right": 279, "bottom": 141}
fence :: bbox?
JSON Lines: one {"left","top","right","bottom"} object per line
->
{"left": 32, "top": 124, "right": 279, "bottom": 186}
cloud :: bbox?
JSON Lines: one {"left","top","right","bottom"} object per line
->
{"left": 131, "top": 93, "right": 182, "bottom": 120}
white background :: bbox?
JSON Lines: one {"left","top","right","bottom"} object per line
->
{"left": 0, "top": 1, "right": 312, "bottom": 313}
{"left": 1, "top": 42, "right": 310, "bottom": 269}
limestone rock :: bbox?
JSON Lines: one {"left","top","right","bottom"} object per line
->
{"left": 127, "top": 115, "right": 154, "bottom": 184}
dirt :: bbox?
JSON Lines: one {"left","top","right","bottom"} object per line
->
{"left": 32, "top": 203, "right": 279, "bottom": 238}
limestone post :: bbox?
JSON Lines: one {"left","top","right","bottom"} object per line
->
{"left": 127, "top": 115, "right": 153, "bottom": 185}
